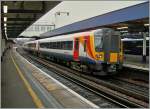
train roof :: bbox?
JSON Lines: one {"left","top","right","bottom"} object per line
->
{"left": 24, "top": 28, "right": 117, "bottom": 44}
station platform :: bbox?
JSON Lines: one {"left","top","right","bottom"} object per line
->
{"left": 1, "top": 48, "right": 98, "bottom": 108}
{"left": 123, "top": 54, "right": 149, "bottom": 71}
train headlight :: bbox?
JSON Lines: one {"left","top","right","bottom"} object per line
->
{"left": 96, "top": 54, "right": 102, "bottom": 58}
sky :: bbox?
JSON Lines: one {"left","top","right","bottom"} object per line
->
{"left": 20, "top": 1, "right": 146, "bottom": 37}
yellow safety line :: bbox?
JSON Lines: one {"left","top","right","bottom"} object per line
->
{"left": 10, "top": 54, "right": 44, "bottom": 108}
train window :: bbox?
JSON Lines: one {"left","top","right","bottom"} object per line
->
{"left": 94, "top": 33, "right": 103, "bottom": 52}
{"left": 68, "top": 41, "right": 73, "bottom": 50}
{"left": 47, "top": 42, "right": 50, "bottom": 48}
{"left": 54, "top": 42, "right": 57, "bottom": 49}
{"left": 52, "top": 42, "right": 55, "bottom": 49}
{"left": 62, "top": 41, "right": 65, "bottom": 50}
{"left": 51, "top": 42, "right": 54, "bottom": 49}
{"left": 60, "top": 42, "right": 63, "bottom": 49}
{"left": 57, "top": 42, "right": 59, "bottom": 49}
{"left": 55, "top": 42, "right": 58, "bottom": 49}
{"left": 58, "top": 42, "right": 61, "bottom": 49}
{"left": 39, "top": 41, "right": 72, "bottom": 50}
{"left": 64, "top": 41, "right": 66, "bottom": 50}
{"left": 49, "top": 42, "right": 52, "bottom": 48}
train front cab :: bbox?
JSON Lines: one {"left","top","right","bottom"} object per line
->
{"left": 90, "top": 29, "right": 123, "bottom": 75}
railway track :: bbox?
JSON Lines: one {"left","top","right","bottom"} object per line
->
{"left": 115, "top": 77, "right": 149, "bottom": 88}
{"left": 102, "top": 77, "right": 149, "bottom": 97}
{"left": 18, "top": 49, "right": 149, "bottom": 108}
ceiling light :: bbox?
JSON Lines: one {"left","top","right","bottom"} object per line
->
{"left": 4, "top": 27, "right": 7, "bottom": 30}
{"left": 4, "top": 23, "right": 7, "bottom": 27}
{"left": 3, "top": 5, "right": 8, "bottom": 13}
{"left": 144, "top": 23, "right": 149, "bottom": 26}
{"left": 4, "top": 17, "right": 7, "bottom": 22}
{"left": 117, "top": 26, "right": 128, "bottom": 30}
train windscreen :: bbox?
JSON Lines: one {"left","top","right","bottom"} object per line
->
{"left": 94, "top": 30, "right": 103, "bottom": 52}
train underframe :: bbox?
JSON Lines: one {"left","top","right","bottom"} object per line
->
{"left": 26, "top": 50, "right": 122, "bottom": 76}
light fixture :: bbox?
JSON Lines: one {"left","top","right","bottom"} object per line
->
{"left": 4, "top": 27, "right": 7, "bottom": 30}
{"left": 117, "top": 26, "right": 128, "bottom": 30}
{"left": 144, "top": 23, "right": 149, "bottom": 26}
{"left": 4, "top": 23, "right": 7, "bottom": 27}
{"left": 4, "top": 17, "right": 7, "bottom": 22}
{"left": 3, "top": 5, "right": 8, "bottom": 13}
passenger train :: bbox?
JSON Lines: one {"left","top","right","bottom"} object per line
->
{"left": 23, "top": 28, "right": 123, "bottom": 75}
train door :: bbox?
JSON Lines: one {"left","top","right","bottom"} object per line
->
{"left": 83, "top": 36, "right": 87, "bottom": 57}
{"left": 73, "top": 38, "right": 79, "bottom": 61}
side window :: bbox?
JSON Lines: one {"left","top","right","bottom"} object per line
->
{"left": 39, "top": 41, "right": 73, "bottom": 50}
{"left": 64, "top": 41, "right": 67, "bottom": 50}
{"left": 57, "top": 42, "right": 60, "bottom": 49}
{"left": 68, "top": 41, "right": 73, "bottom": 50}
{"left": 52, "top": 42, "right": 54, "bottom": 49}
{"left": 62, "top": 41, "right": 65, "bottom": 50}
{"left": 49, "top": 42, "right": 52, "bottom": 48}
{"left": 47, "top": 42, "right": 49, "bottom": 48}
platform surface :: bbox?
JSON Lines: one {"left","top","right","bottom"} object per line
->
{"left": 1, "top": 48, "right": 98, "bottom": 108}
{"left": 123, "top": 54, "right": 149, "bottom": 71}
{"left": 1, "top": 50, "right": 36, "bottom": 108}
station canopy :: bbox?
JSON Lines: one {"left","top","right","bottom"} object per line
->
{"left": 40, "top": 2, "right": 149, "bottom": 38}
{"left": 1, "top": 1, "right": 60, "bottom": 39}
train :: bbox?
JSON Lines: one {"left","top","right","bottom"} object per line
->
{"left": 23, "top": 28, "right": 123, "bottom": 75}
{"left": 121, "top": 38, "right": 149, "bottom": 56}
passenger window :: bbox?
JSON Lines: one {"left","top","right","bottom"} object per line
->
{"left": 68, "top": 41, "right": 73, "bottom": 50}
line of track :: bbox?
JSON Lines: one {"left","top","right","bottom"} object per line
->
{"left": 23, "top": 53, "right": 148, "bottom": 108}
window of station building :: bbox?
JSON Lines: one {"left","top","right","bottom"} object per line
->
{"left": 41, "top": 26, "right": 45, "bottom": 31}
{"left": 29, "top": 27, "right": 33, "bottom": 31}
{"left": 47, "top": 26, "right": 51, "bottom": 31}
{"left": 35, "top": 26, "right": 39, "bottom": 31}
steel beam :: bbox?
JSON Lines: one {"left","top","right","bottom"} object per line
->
{"left": 8, "top": 9, "right": 43, "bottom": 13}
{"left": 8, "top": 18, "right": 35, "bottom": 21}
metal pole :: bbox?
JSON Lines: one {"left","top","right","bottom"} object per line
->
{"left": 142, "top": 32, "right": 146, "bottom": 63}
